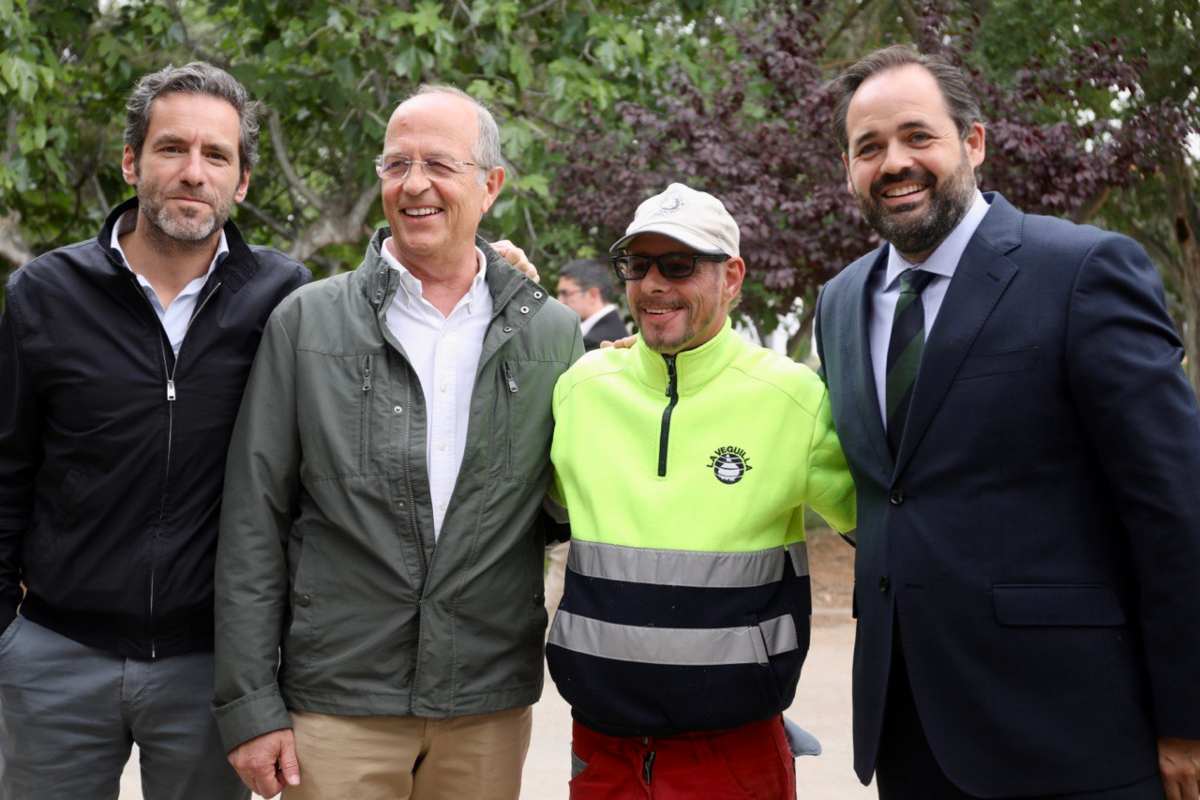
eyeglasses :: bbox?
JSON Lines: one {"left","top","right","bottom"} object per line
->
{"left": 556, "top": 288, "right": 584, "bottom": 299}
{"left": 374, "top": 154, "right": 480, "bottom": 181}
{"left": 610, "top": 252, "right": 728, "bottom": 281}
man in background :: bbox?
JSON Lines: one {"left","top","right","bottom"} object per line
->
{"left": 557, "top": 257, "right": 629, "bottom": 350}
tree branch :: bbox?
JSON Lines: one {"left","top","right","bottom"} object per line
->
{"left": 894, "top": 0, "right": 923, "bottom": 42}
{"left": 520, "top": 0, "right": 561, "bottom": 19}
{"left": 239, "top": 201, "right": 293, "bottom": 239}
{"left": 268, "top": 109, "right": 324, "bottom": 210}
{"left": 822, "top": 0, "right": 875, "bottom": 56}
{"left": 1071, "top": 185, "right": 1110, "bottom": 224}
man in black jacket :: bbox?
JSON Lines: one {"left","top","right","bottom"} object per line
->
{"left": 0, "top": 63, "right": 309, "bottom": 800}
{"left": 557, "top": 257, "right": 630, "bottom": 350}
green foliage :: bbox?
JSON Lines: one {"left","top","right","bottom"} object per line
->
{"left": 0, "top": 0, "right": 751, "bottom": 288}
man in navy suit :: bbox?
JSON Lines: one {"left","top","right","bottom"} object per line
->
{"left": 815, "top": 45, "right": 1200, "bottom": 799}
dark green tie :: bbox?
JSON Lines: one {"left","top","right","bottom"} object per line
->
{"left": 885, "top": 269, "right": 936, "bottom": 456}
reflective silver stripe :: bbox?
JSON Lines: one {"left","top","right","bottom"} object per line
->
{"left": 568, "top": 540, "right": 808, "bottom": 588}
{"left": 548, "top": 610, "right": 799, "bottom": 666}
{"left": 788, "top": 541, "right": 809, "bottom": 578}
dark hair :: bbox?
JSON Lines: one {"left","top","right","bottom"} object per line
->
{"left": 830, "top": 45, "right": 983, "bottom": 151}
{"left": 124, "top": 62, "right": 262, "bottom": 175}
{"left": 560, "top": 258, "right": 619, "bottom": 303}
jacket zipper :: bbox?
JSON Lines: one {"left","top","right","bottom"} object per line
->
{"left": 657, "top": 355, "right": 678, "bottom": 477}
{"left": 501, "top": 361, "right": 519, "bottom": 473}
{"left": 360, "top": 354, "right": 374, "bottom": 473}
{"left": 133, "top": 278, "right": 223, "bottom": 659}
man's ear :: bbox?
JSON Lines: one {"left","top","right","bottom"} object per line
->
{"left": 234, "top": 168, "right": 251, "bottom": 203}
{"left": 964, "top": 122, "right": 986, "bottom": 169}
{"left": 480, "top": 165, "right": 506, "bottom": 214}
{"left": 724, "top": 256, "right": 747, "bottom": 302}
{"left": 121, "top": 145, "right": 138, "bottom": 187}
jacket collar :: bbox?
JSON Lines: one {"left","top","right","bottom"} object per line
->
{"left": 98, "top": 196, "right": 261, "bottom": 293}
{"left": 630, "top": 319, "right": 741, "bottom": 396}
{"left": 357, "top": 227, "right": 543, "bottom": 317}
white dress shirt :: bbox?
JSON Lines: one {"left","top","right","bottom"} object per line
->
{"left": 579, "top": 303, "right": 618, "bottom": 337}
{"left": 110, "top": 210, "right": 228, "bottom": 355}
{"left": 868, "top": 191, "right": 989, "bottom": 425}
{"left": 381, "top": 239, "right": 492, "bottom": 540}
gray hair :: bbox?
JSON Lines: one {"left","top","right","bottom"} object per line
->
{"left": 124, "top": 62, "right": 262, "bottom": 175}
{"left": 561, "top": 258, "right": 620, "bottom": 303}
{"left": 410, "top": 84, "right": 504, "bottom": 171}
{"left": 829, "top": 45, "right": 984, "bottom": 152}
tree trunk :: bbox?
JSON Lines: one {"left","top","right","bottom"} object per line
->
{"left": 1163, "top": 154, "right": 1200, "bottom": 393}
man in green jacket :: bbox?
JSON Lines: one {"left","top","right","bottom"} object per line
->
{"left": 213, "top": 85, "right": 582, "bottom": 800}
{"left": 547, "top": 183, "right": 856, "bottom": 798}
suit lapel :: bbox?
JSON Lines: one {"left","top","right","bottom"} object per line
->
{"left": 836, "top": 249, "right": 894, "bottom": 475}
{"left": 893, "top": 194, "right": 1023, "bottom": 477}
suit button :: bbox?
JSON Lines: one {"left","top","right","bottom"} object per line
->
{"left": 889, "top": 490, "right": 904, "bottom": 505}
{"left": 879, "top": 577, "right": 890, "bottom": 593}
{"left": 533, "top": 592, "right": 545, "bottom": 606}
{"left": 297, "top": 594, "right": 312, "bottom": 607}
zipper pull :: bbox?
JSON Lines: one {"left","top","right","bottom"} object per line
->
{"left": 362, "top": 355, "right": 373, "bottom": 392}
{"left": 642, "top": 750, "right": 656, "bottom": 785}
{"left": 503, "top": 362, "right": 519, "bottom": 393}
{"left": 166, "top": 379, "right": 176, "bottom": 402}
{"left": 664, "top": 355, "right": 677, "bottom": 398}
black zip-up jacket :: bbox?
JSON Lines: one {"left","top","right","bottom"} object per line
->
{"left": 0, "top": 198, "right": 309, "bottom": 659}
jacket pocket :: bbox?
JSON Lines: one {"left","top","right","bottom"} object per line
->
{"left": 993, "top": 583, "right": 1126, "bottom": 627}
{"left": 956, "top": 346, "right": 1039, "bottom": 381}
{"left": 285, "top": 533, "right": 321, "bottom": 663}
{"left": 499, "top": 359, "right": 559, "bottom": 484}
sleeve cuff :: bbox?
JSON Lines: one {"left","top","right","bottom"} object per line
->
{"left": 213, "top": 683, "right": 293, "bottom": 753}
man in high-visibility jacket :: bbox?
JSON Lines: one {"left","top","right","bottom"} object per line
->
{"left": 547, "top": 182, "right": 856, "bottom": 799}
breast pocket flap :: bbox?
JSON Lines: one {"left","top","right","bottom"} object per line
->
{"left": 957, "top": 346, "right": 1039, "bottom": 381}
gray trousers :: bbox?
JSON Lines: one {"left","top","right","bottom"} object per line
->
{"left": 0, "top": 616, "right": 247, "bottom": 800}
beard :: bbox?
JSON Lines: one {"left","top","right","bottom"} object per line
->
{"left": 136, "top": 179, "right": 234, "bottom": 245}
{"left": 856, "top": 152, "right": 976, "bottom": 259}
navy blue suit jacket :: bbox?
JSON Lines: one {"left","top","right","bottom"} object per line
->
{"left": 815, "top": 193, "right": 1200, "bottom": 796}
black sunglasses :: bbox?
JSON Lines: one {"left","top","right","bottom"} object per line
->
{"left": 610, "top": 252, "right": 729, "bottom": 282}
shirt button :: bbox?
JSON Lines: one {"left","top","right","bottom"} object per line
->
{"left": 889, "top": 490, "right": 905, "bottom": 506}
{"left": 297, "top": 594, "right": 312, "bottom": 607}
{"left": 879, "top": 577, "right": 890, "bottom": 593}
{"left": 393, "top": 405, "right": 403, "bottom": 415}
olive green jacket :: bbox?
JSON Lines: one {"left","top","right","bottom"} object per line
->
{"left": 213, "top": 231, "right": 583, "bottom": 750}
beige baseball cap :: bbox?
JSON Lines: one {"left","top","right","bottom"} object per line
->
{"left": 609, "top": 182, "right": 740, "bottom": 257}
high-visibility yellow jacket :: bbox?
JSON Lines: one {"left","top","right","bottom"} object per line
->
{"left": 547, "top": 321, "right": 855, "bottom": 736}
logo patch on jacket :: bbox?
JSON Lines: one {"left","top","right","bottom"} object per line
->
{"left": 708, "top": 446, "right": 752, "bottom": 485}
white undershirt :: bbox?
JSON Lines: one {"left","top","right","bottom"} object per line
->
{"left": 868, "top": 191, "right": 989, "bottom": 425}
{"left": 380, "top": 239, "right": 492, "bottom": 540}
{"left": 579, "top": 303, "right": 618, "bottom": 337}
{"left": 109, "top": 210, "right": 228, "bottom": 355}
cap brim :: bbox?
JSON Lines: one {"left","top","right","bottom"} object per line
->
{"left": 609, "top": 220, "right": 729, "bottom": 255}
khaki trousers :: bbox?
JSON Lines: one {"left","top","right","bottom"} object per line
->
{"left": 284, "top": 706, "right": 532, "bottom": 800}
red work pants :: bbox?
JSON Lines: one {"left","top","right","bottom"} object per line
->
{"left": 568, "top": 715, "right": 796, "bottom": 799}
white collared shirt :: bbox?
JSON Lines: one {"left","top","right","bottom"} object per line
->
{"left": 109, "top": 210, "right": 228, "bottom": 355}
{"left": 380, "top": 239, "right": 493, "bottom": 540}
{"left": 579, "top": 303, "right": 618, "bottom": 337}
{"left": 868, "top": 190, "right": 990, "bottom": 425}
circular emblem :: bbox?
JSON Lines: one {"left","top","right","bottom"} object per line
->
{"left": 713, "top": 452, "right": 747, "bottom": 484}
